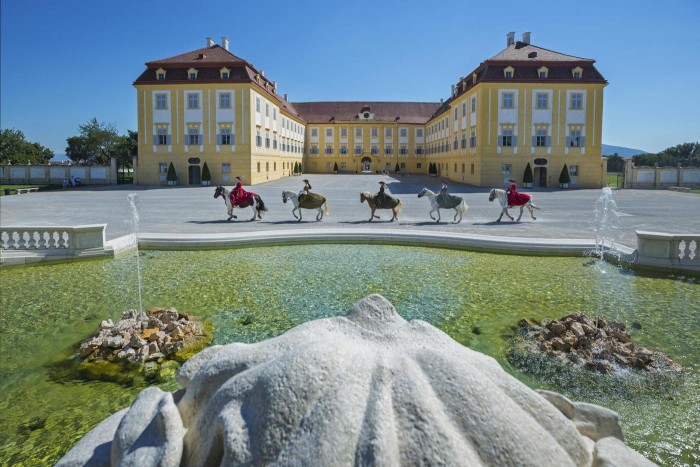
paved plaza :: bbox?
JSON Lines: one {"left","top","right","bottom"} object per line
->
{"left": 1, "top": 174, "right": 698, "bottom": 249}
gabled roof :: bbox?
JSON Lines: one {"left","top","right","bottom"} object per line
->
{"left": 293, "top": 102, "right": 441, "bottom": 125}
{"left": 145, "top": 45, "right": 245, "bottom": 67}
{"left": 486, "top": 41, "right": 594, "bottom": 63}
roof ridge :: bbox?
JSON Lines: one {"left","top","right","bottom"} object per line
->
{"left": 146, "top": 44, "right": 245, "bottom": 66}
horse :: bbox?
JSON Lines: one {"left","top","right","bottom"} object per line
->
{"left": 417, "top": 188, "right": 469, "bottom": 223}
{"left": 282, "top": 190, "right": 330, "bottom": 221}
{"left": 360, "top": 191, "right": 404, "bottom": 222}
{"left": 488, "top": 188, "right": 540, "bottom": 222}
{"left": 213, "top": 186, "right": 268, "bottom": 221}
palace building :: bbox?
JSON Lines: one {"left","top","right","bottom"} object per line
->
{"left": 134, "top": 32, "right": 607, "bottom": 188}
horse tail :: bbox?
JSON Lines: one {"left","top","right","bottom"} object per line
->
{"left": 395, "top": 201, "right": 405, "bottom": 216}
{"left": 458, "top": 199, "right": 469, "bottom": 214}
{"left": 255, "top": 195, "right": 268, "bottom": 212}
{"left": 323, "top": 201, "right": 330, "bottom": 216}
{"left": 531, "top": 203, "right": 541, "bottom": 210}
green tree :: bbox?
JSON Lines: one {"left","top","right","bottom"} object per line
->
{"left": 632, "top": 142, "right": 700, "bottom": 168}
{"left": 201, "top": 162, "right": 211, "bottom": 182}
{"left": 65, "top": 118, "right": 122, "bottom": 165}
{"left": 395, "top": 163, "right": 400, "bottom": 173}
{"left": 606, "top": 154, "right": 625, "bottom": 172}
{"left": 0, "top": 128, "right": 54, "bottom": 165}
{"left": 333, "top": 162, "right": 339, "bottom": 172}
{"left": 166, "top": 162, "right": 177, "bottom": 183}
{"left": 559, "top": 164, "right": 571, "bottom": 185}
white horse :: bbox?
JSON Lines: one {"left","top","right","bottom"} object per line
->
{"left": 282, "top": 190, "right": 330, "bottom": 221}
{"left": 213, "top": 186, "right": 268, "bottom": 221}
{"left": 417, "top": 188, "right": 469, "bottom": 223}
{"left": 488, "top": 188, "right": 540, "bottom": 222}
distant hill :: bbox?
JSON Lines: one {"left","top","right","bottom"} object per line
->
{"left": 601, "top": 144, "right": 648, "bottom": 158}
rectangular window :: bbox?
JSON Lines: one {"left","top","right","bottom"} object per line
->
{"left": 156, "top": 127, "right": 168, "bottom": 145}
{"left": 471, "top": 97, "right": 476, "bottom": 112}
{"left": 417, "top": 163, "right": 422, "bottom": 169}
{"left": 326, "top": 128, "right": 333, "bottom": 138}
{"left": 341, "top": 162, "right": 347, "bottom": 171}
{"left": 311, "top": 145, "right": 319, "bottom": 154}
{"left": 219, "top": 93, "right": 231, "bottom": 109}
{"left": 536, "top": 92, "right": 548, "bottom": 109}
{"left": 257, "top": 162, "right": 260, "bottom": 172}
{"left": 220, "top": 127, "right": 232, "bottom": 145}
{"left": 371, "top": 144, "right": 378, "bottom": 155}
{"left": 188, "top": 71, "right": 197, "bottom": 80}
{"left": 187, "top": 93, "right": 199, "bottom": 109}
{"left": 416, "top": 128, "right": 423, "bottom": 137}
{"left": 340, "top": 145, "right": 348, "bottom": 154}
{"left": 573, "top": 71, "right": 582, "bottom": 79}
{"left": 355, "top": 128, "right": 362, "bottom": 137}
{"left": 157, "top": 72, "right": 165, "bottom": 80}
{"left": 371, "top": 128, "right": 378, "bottom": 137}
{"left": 385, "top": 128, "right": 392, "bottom": 138}
{"left": 400, "top": 128, "right": 407, "bottom": 138}
{"left": 462, "top": 102, "right": 466, "bottom": 117}
{"left": 502, "top": 92, "right": 514, "bottom": 109}
{"left": 462, "top": 163, "right": 465, "bottom": 174}
{"left": 325, "top": 144, "right": 333, "bottom": 154}
{"left": 453, "top": 138, "right": 458, "bottom": 150}
{"left": 536, "top": 128, "right": 548, "bottom": 147}
{"left": 569, "top": 129, "right": 582, "bottom": 147}
{"left": 265, "top": 133, "right": 270, "bottom": 148}
{"left": 155, "top": 93, "right": 167, "bottom": 110}
{"left": 454, "top": 108, "right": 458, "bottom": 119}
{"left": 400, "top": 145, "right": 408, "bottom": 155}
{"left": 469, "top": 130, "right": 476, "bottom": 147}
{"left": 256, "top": 97, "right": 261, "bottom": 112}
{"left": 273, "top": 137, "right": 277, "bottom": 150}
{"left": 569, "top": 165, "right": 579, "bottom": 176}
{"left": 470, "top": 163, "right": 474, "bottom": 175}
{"left": 502, "top": 164, "right": 511, "bottom": 175}
{"left": 273, "top": 108, "right": 277, "bottom": 120}
{"left": 311, "top": 128, "right": 318, "bottom": 137}
{"left": 539, "top": 71, "right": 547, "bottom": 79}
{"left": 461, "top": 135, "right": 467, "bottom": 149}
{"left": 505, "top": 71, "right": 513, "bottom": 79}
{"left": 265, "top": 103, "right": 269, "bottom": 117}
{"left": 501, "top": 128, "right": 513, "bottom": 147}
{"left": 341, "top": 128, "right": 348, "bottom": 137}
{"left": 256, "top": 130, "right": 262, "bottom": 147}
{"left": 188, "top": 126, "right": 200, "bottom": 145}
{"left": 159, "top": 163, "right": 168, "bottom": 174}
{"left": 384, "top": 145, "right": 393, "bottom": 155}
{"left": 355, "top": 144, "right": 363, "bottom": 155}
{"left": 221, "top": 71, "right": 229, "bottom": 79}
{"left": 570, "top": 93, "right": 583, "bottom": 110}
{"left": 222, "top": 163, "right": 231, "bottom": 173}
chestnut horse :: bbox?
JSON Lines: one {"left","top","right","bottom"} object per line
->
{"left": 360, "top": 191, "right": 404, "bottom": 222}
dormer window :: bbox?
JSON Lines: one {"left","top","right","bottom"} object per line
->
{"left": 572, "top": 66, "right": 583, "bottom": 79}
{"left": 504, "top": 66, "right": 515, "bottom": 79}
{"left": 538, "top": 66, "right": 549, "bottom": 79}
{"left": 156, "top": 68, "right": 166, "bottom": 80}
{"left": 220, "top": 67, "right": 230, "bottom": 79}
{"left": 188, "top": 68, "right": 198, "bottom": 80}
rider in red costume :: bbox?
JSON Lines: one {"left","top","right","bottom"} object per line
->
{"left": 506, "top": 179, "right": 531, "bottom": 207}
{"left": 230, "top": 176, "right": 255, "bottom": 206}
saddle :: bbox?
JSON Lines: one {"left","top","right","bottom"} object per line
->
{"left": 507, "top": 192, "right": 531, "bottom": 207}
{"left": 298, "top": 193, "right": 326, "bottom": 209}
{"left": 230, "top": 190, "right": 256, "bottom": 207}
{"left": 436, "top": 194, "right": 462, "bottom": 209}
{"left": 373, "top": 192, "right": 401, "bottom": 209}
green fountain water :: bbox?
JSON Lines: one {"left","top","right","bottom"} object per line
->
{"left": 0, "top": 245, "right": 698, "bottom": 465}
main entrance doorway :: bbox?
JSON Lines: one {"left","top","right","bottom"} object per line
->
{"left": 361, "top": 157, "right": 372, "bottom": 173}
{"left": 188, "top": 165, "right": 201, "bottom": 185}
{"left": 534, "top": 167, "right": 547, "bottom": 187}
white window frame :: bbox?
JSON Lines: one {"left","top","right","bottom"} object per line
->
{"left": 187, "top": 93, "right": 199, "bottom": 109}
{"left": 219, "top": 93, "right": 231, "bottom": 109}
{"left": 536, "top": 92, "right": 548, "bottom": 110}
{"left": 570, "top": 93, "right": 583, "bottom": 110}
{"left": 502, "top": 92, "right": 514, "bottom": 109}
{"left": 155, "top": 93, "right": 167, "bottom": 110}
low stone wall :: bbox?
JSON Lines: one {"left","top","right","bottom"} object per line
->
{"left": 0, "top": 157, "right": 118, "bottom": 185}
{"left": 0, "top": 224, "right": 120, "bottom": 266}
{"left": 636, "top": 231, "right": 700, "bottom": 274}
{"left": 623, "top": 160, "right": 700, "bottom": 189}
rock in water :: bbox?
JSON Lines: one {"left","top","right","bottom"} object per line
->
{"left": 58, "top": 295, "right": 656, "bottom": 466}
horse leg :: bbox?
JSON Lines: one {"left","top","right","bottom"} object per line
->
{"left": 292, "top": 207, "right": 299, "bottom": 220}
{"left": 436, "top": 208, "right": 441, "bottom": 223}
{"left": 429, "top": 207, "right": 436, "bottom": 220}
{"left": 453, "top": 208, "right": 460, "bottom": 223}
{"left": 516, "top": 206, "right": 524, "bottom": 222}
{"left": 316, "top": 208, "right": 322, "bottom": 221}
{"left": 249, "top": 205, "right": 256, "bottom": 221}
{"left": 390, "top": 209, "right": 396, "bottom": 222}
{"left": 528, "top": 203, "right": 537, "bottom": 220}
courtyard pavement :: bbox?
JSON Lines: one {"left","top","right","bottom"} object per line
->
{"left": 1, "top": 174, "right": 698, "bottom": 249}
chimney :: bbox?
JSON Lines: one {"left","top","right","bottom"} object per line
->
{"left": 207, "top": 37, "right": 215, "bottom": 47}
{"left": 284, "top": 93, "right": 288, "bottom": 101}
{"left": 507, "top": 31, "right": 515, "bottom": 46}
{"left": 221, "top": 36, "right": 229, "bottom": 51}
{"left": 260, "top": 69, "right": 265, "bottom": 77}
{"left": 522, "top": 32, "right": 531, "bottom": 45}
{"left": 451, "top": 84, "right": 455, "bottom": 96}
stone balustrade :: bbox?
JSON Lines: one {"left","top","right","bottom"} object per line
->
{"left": 636, "top": 231, "right": 699, "bottom": 274}
{"left": 0, "top": 224, "right": 110, "bottom": 266}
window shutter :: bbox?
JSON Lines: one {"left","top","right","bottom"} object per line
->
{"left": 199, "top": 134, "right": 203, "bottom": 145}
{"left": 546, "top": 136, "right": 551, "bottom": 147}
{"left": 497, "top": 135, "right": 502, "bottom": 147}
{"left": 580, "top": 136, "right": 586, "bottom": 147}
{"left": 217, "top": 134, "right": 221, "bottom": 145}
{"left": 152, "top": 135, "right": 157, "bottom": 145}
{"left": 166, "top": 135, "right": 171, "bottom": 145}
{"left": 531, "top": 136, "right": 536, "bottom": 147}
{"left": 566, "top": 136, "right": 571, "bottom": 147}
{"left": 512, "top": 136, "right": 518, "bottom": 147}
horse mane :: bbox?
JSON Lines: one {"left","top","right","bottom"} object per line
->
{"left": 282, "top": 190, "right": 297, "bottom": 197}
{"left": 360, "top": 191, "right": 373, "bottom": 198}
{"left": 422, "top": 188, "right": 436, "bottom": 196}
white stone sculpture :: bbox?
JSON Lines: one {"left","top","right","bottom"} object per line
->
{"left": 57, "top": 294, "right": 655, "bottom": 466}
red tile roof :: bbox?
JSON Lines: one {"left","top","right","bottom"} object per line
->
{"left": 292, "top": 102, "right": 441, "bottom": 124}
{"left": 145, "top": 45, "right": 246, "bottom": 67}
{"left": 487, "top": 41, "right": 594, "bottom": 63}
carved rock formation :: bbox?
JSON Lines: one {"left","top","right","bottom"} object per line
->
{"left": 58, "top": 295, "right": 655, "bottom": 466}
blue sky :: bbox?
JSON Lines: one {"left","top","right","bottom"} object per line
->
{"left": 1, "top": 0, "right": 698, "bottom": 155}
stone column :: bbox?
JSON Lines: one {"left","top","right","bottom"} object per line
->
{"left": 623, "top": 159, "right": 633, "bottom": 188}
{"left": 110, "top": 157, "right": 118, "bottom": 185}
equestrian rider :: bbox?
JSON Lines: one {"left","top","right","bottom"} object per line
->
{"left": 438, "top": 180, "right": 448, "bottom": 196}
{"left": 230, "top": 176, "right": 248, "bottom": 206}
{"left": 506, "top": 179, "right": 530, "bottom": 206}
{"left": 376, "top": 181, "right": 390, "bottom": 206}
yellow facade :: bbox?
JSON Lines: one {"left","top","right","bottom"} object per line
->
{"left": 135, "top": 35, "right": 607, "bottom": 188}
